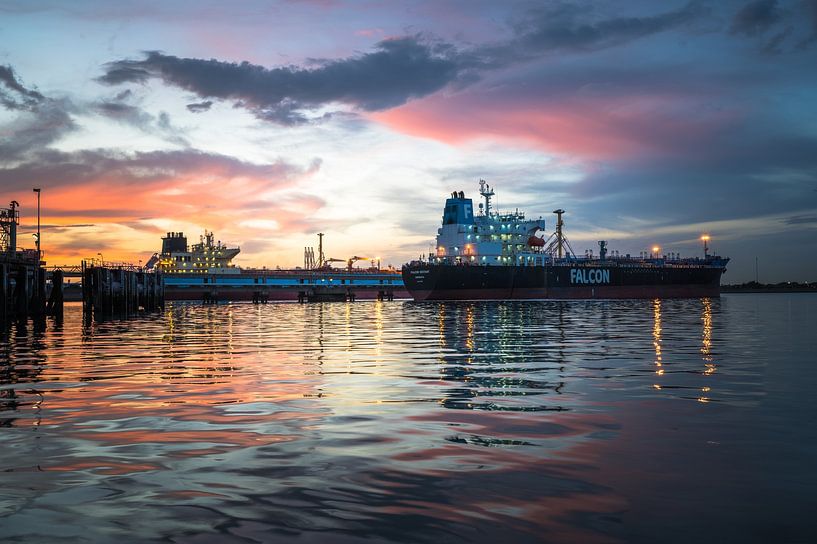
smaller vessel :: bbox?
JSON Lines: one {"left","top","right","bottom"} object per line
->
{"left": 147, "top": 231, "right": 406, "bottom": 301}
{"left": 146, "top": 231, "right": 241, "bottom": 275}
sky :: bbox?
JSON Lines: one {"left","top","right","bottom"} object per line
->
{"left": 1, "top": 0, "right": 816, "bottom": 283}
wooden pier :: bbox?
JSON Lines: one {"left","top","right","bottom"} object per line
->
{"left": 81, "top": 263, "right": 164, "bottom": 318}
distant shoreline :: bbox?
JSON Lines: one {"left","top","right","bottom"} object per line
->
{"left": 722, "top": 283, "right": 816, "bottom": 293}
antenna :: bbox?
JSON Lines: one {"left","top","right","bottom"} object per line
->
{"left": 479, "top": 179, "right": 495, "bottom": 216}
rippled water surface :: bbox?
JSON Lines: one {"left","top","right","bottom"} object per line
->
{"left": 2, "top": 295, "right": 816, "bottom": 543}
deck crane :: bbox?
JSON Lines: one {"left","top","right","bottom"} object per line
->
{"left": 346, "top": 256, "right": 371, "bottom": 271}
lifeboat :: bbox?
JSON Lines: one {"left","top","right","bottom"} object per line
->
{"left": 527, "top": 235, "right": 545, "bottom": 247}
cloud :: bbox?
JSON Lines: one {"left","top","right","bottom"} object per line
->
{"left": 93, "top": 99, "right": 154, "bottom": 126}
{"left": 186, "top": 100, "right": 212, "bottom": 113}
{"left": 97, "top": 3, "right": 708, "bottom": 125}
{"left": 784, "top": 214, "right": 817, "bottom": 225}
{"left": 90, "top": 93, "right": 190, "bottom": 146}
{"left": 0, "top": 98, "right": 77, "bottom": 160}
{"left": 371, "top": 57, "right": 817, "bottom": 232}
{"left": 98, "top": 37, "right": 466, "bottom": 124}
{"left": 0, "top": 64, "right": 45, "bottom": 110}
{"left": 500, "top": 1, "right": 706, "bottom": 58}
{"left": 0, "top": 148, "right": 324, "bottom": 261}
{"left": 730, "top": 0, "right": 781, "bottom": 36}
{"left": 0, "top": 148, "right": 309, "bottom": 191}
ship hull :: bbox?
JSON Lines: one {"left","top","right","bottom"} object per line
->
{"left": 164, "top": 287, "right": 410, "bottom": 301}
{"left": 402, "top": 263, "right": 725, "bottom": 301}
{"left": 163, "top": 271, "right": 407, "bottom": 301}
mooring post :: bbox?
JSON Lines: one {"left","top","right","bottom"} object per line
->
{"left": 46, "top": 269, "right": 64, "bottom": 319}
{"left": 31, "top": 267, "right": 46, "bottom": 324}
{"left": 14, "top": 267, "right": 28, "bottom": 321}
{"left": 82, "top": 263, "right": 91, "bottom": 315}
{"left": 0, "top": 263, "right": 7, "bottom": 326}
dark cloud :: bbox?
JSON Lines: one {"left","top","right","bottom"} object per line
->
{"left": 730, "top": 0, "right": 781, "bottom": 36}
{"left": 0, "top": 148, "right": 310, "bottom": 193}
{"left": 0, "top": 99, "right": 77, "bottom": 160}
{"left": 0, "top": 64, "right": 45, "bottom": 110}
{"left": 98, "top": 3, "right": 707, "bottom": 125}
{"left": 94, "top": 100, "right": 153, "bottom": 125}
{"left": 99, "top": 38, "right": 464, "bottom": 125}
{"left": 98, "top": 65, "right": 151, "bottom": 85}
{"left": 0, "top": 64, "right": 83, "bottom": 161}
{"left": 784, "top": 214, "right": 817, "bottom": 225}
{"left": 505, "top": 1, "right": 706, "bottom": 57}
{"left": 92, "top": 94, "right": 189, "bottom": 146}
{"left": 186, "top": 100, "right": 212, "bottom": 113}
{"left": 566, "top": 127, "right": 817, "bottom": 229}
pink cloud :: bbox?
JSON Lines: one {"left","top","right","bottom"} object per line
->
{"left": 370, "top": 90, "right": 741, "bottom": 162}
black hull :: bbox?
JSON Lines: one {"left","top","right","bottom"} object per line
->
{"left": 402, "top": 263, "right": 727, "bottom": 300}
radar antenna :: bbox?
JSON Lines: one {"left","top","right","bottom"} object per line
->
{"left": 478, "top": 179, "right": 495, "bottom": 216}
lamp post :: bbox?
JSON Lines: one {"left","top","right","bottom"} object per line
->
{"left": 32, "top": 188, "right": 41, "bottom": 263}
{"left": 97, "top": 252, "right": 104, "bottom": 266}
{"left": 701, "top": 235, "right": 710, "bottom": 258}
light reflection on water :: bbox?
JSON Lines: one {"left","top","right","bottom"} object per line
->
{"left": 1, "top": 296, "right": 816, "bottom": 543}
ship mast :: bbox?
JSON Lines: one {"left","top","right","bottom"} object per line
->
{"left": 317, "top": 232, "right": 325, "bottom": 268}
{"left": 553, "top": 209, "right": 565, "bottom": 259}
{"left": 479, "top": 179, "right": 494, "bottom": 216}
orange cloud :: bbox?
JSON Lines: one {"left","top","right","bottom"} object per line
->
{"left": 4, "top": 150, "right": 323, "bottom": 264}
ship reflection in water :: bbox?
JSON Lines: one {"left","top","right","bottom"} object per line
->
{"left": 1, "top": 296, "right": 816, "bottom": 543}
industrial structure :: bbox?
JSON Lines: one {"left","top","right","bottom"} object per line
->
{"left": 0, "top": 200, "right": 54, "bottom": 325}
{"left": 1, "top": 198, "right": 165, "bottom": 326}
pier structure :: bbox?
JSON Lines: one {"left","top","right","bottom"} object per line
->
{"left": 81, "top": 261, "right": 164, "bottom": 318}
{"left": 295, "top": 285, "right": 395, "bottom": 303}
{"left": 0, "top": 201, "right": 57, "bottom": 326}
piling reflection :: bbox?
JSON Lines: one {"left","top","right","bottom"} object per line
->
{"left": 0, "top": 297, "right": 769, "bottom": 543}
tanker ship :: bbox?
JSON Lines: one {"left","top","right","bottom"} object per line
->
{"left": 145, "top": 231, "right": 405, "bottom": 301}
{"left": 402, "top": 181, "right": 729, "bottom": 300}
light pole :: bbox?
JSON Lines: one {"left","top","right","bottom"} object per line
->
{"left": 33, "top": 188, "right": 41, "bottom": 263}
{"left": 701, "top": 235, "right": 710, "bottom": 258}
{"left": 97, "top": 252, "right": 104, "bottom": 266}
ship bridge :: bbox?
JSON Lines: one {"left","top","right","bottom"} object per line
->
{"left": 434, "top": 183, "right": 547, "bottom": 265}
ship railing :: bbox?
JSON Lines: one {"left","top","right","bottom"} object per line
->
{"left": 81, "top": 258, "right": 146, "bottom": 271}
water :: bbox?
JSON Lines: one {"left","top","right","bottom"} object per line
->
{"left": 1, "top": 295, "right": 815, "bottom": 543}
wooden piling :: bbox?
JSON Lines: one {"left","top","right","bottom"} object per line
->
{"left": 46, "top": 269, "right": 64, "bottom": 318}
{"left": 81, "top": 264, "right": 163, "bottom": 320}
{"left": 0, "top": 263, "right": 7, "bottom": 325}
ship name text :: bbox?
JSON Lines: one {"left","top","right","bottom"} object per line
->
{"left": 570, "top": 268, "right": 611, "bottom": 284}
